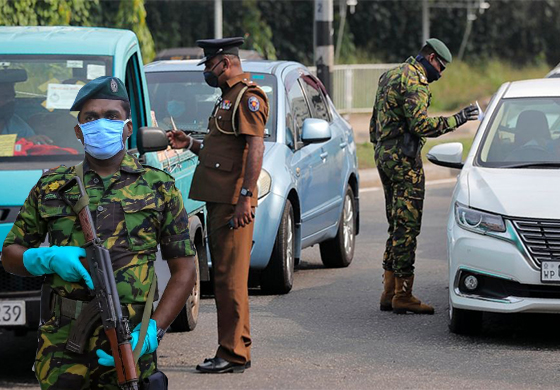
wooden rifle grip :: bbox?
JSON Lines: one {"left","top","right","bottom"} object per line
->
{"left": 106, "top": 328, "right": 138, "bottom": 385}
{"left": 78, "top": 208, "right": 95, "bottom": 243}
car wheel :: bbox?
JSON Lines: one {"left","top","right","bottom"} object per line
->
{"left": 319, "top": 186, "right": 355, "bottom": 268}
{"left": 170, "top": 216, "right": 202, "bottom": 332}
{"left": 448, "top": 300, "right": 482, "bottom": 335}
{"left": 260, "top": 201, "right": 295, "bottom": 295}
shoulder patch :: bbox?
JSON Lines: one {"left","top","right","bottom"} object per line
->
{"left": 41, "top": 165, "right": 71, "bottom": 177}
{"left": 248, "top": 96, "right": 260, "bottom": 112}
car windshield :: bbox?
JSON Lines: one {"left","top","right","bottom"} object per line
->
{"left": 0, "top": 55, "right": 112, "bottom": 166}
{"left": 146, "top": 71, "right": 276, "bottom": 139}
{"left": 476, "top": 97, "right": 560, "bottom": 168}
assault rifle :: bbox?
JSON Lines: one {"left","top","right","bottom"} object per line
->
{"left": 59, "top": 176, "right": 139, "bottom": 390}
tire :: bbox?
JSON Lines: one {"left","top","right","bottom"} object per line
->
{"left": 260, "top": 201, "right": 295, "bottom": 295}
{"left": 319, "top": 186, "right": 356, "bottom": 268}
{"left": 170, "top": 216, "right": 202, "bottom": 332}
{"left": 448, "top": 301, "right": 482, "bottom": 335}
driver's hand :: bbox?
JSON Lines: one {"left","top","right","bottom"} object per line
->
{"left": 27, "top": 135, "right": 54, "bottom": 145}
{"left": 167, "top": 130, "right": 191, "bottom": 149}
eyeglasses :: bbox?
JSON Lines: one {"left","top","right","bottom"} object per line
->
{"left": 435, "top": 56, "right": 446, "bottom": 72}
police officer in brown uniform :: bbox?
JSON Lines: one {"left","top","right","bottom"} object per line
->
{"left": 167, "top": 37, "right": 269, "bottom": 373}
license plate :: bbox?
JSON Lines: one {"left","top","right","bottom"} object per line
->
{"left": 541, "top": 261, "right": 560, "bottom": 282}
{"left": 0, "top": 300, "right": 26, "bottom": 325}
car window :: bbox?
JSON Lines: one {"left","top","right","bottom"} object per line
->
{"left": 477, "top": 97, "right": 560, "bottom": 167}
{"left": 0, "top": 55, "right": 112, "bottom": 164}
{"left": 300, "top": 75, "right": 331, "bottom": 122}
{"left": 146, "top": 71, "right": 277, "bottom": 139}
{"left": 287, "top": 79, "right": 310, "bottom": 140}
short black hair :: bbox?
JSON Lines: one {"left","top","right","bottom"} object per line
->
{"left": 419, "top": 44, "right": 437, "bottom": 59}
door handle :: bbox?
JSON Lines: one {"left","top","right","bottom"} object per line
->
{"left": 320, "top": 151, "right": 328, "bottom": 160}
{"left": 339, "top": 142, "right": 347, "bottom": 148}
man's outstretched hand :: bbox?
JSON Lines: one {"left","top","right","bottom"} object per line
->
{"left": 454, "top": 104, "right": 479, "bottom": 127}
{"left": 167, "top": 130, "right": 191, "bottom": 149}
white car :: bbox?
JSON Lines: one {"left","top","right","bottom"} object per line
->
{"left": 428, "top": 78, "right": 560, "bottom": 335}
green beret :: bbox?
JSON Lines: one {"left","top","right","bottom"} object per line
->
{"left": 426, "top": 38, "right": 452, "bottom": 63}
{"left": 70, "top": 76, "right": 129, "bottom": 111}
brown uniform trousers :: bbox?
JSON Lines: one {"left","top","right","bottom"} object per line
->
{"left": 189, "top": 73, "right": 269, "bottom": 364}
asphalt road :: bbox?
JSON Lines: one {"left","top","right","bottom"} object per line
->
{"left": 2, "top": 182, "right": 560, "bottom": 389}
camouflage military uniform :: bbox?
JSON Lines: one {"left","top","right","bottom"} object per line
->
{"left": 3, "top": 153, "right": 195, "bottom": 389}
{"left": 370, "top": 57, "right": 459, "bottom": 277}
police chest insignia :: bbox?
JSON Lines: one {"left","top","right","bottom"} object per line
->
{"left": 221, "top": 100, "right": 232, "bottom": 110}
{"left": 248, "top": 96, "right": 260, "bottom": 112}
{"left": 111, "top": 79, "right": 118, "bottom": 93}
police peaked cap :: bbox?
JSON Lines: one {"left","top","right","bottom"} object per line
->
{"left": 0, "top": 69, "right": 27, "bottom": 84}
{"left": 70, "top": 76, "right": 129, "bottom": 111}
{"left": 426, "top": 38, "right": 452, "bottom": 64}
{"left": 196, "top": 37, "right": 245, "bottom": 66}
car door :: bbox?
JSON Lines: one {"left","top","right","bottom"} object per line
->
{"left": 285, "top": 71, "right": 330, "bottom": 242}
{"left": 299, "top": 76, "right": 345, "bottom": 228}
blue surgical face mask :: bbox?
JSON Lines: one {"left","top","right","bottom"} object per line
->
{"left": 79, "top": 118, "right": 130, "bottom": 160}
{"left": 167, "top": 100, "right": 186, "bottom": 118}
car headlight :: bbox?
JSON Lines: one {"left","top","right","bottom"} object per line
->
{"left": 454, "top": 202, "right": 506, "bottom": 234}
{"left": 257, "top": 169, "right": 272, "bottom": 199}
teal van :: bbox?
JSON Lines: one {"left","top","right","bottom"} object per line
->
{"left": 0, "top": 26, "right": 205, "bottom": 335}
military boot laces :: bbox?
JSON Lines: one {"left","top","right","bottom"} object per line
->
{"left": 379, "top": 270, "right": 395, "bottom": 311}
{"left": 392, "top": 275, "right": 435, "bottom": 315}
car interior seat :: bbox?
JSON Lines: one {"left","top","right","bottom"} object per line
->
{"left": 513, "top": 110, "right": 551, "bottom": 148}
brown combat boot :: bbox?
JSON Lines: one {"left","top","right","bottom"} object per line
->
{"left": 379, "top": 270, "right": 395, "bottom": 311}
{"left": 392, "top": 275, "right": 435, "bottom": 315}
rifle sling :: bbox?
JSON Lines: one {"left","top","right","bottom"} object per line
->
{"left": 73, "top": 162, "right": 90, "bottom": 214}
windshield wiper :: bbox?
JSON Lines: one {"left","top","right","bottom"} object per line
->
{"left": 502, "top": 162, "right": 560, "bottom": 169}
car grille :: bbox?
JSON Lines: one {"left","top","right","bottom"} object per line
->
{"left": 0, "top": 263, "right": 43, "bottom": 293}
{"left": 512, "top": 218, "right": 560, "bottom": 267}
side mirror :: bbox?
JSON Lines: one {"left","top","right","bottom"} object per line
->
{"left": 427, "top": 142, "right": 464, "bottom": 169}
{"left": 301, "top": 118, "right": 331, "bottom": 144}
{"left": 137, "top": 127, "right": 168, "bottom": 156}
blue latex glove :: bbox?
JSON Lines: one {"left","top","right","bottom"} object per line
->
{"left": 96, "top": 319, "right": 159, "bottom": 367}
{"left": 23, "top": 246, "right": 93, "bottom": 290}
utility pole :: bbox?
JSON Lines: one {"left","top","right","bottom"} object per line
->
{"left": 314, "top": 0, "right": 334, "bottom": 95}
{"left": 422, "top": 0, "right": 430, "bottom": 45}
{"left": 214, "top": 0, "right": 223, "bottom": 39}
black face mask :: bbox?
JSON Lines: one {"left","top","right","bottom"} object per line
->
{"left": 203, "top": 60, "right": 226, "bottom": 88}
{"left": 0, "top": 101, "right": 15, "bottom": 120}
{"left": 416, "top": 55, "right": 441, "bottom": 83}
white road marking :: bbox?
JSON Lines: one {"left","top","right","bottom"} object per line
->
{"left": 359, "top": 178, "right": 457, "bottom": 194}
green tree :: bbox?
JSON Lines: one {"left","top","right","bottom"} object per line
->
{"left": 0, "top": 0, "right": 96, "bottom": 26}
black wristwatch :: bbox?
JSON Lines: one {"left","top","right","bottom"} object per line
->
{"left": 240, "top": 188, "right": 253, "bottom": 197}
{"left": 156, "top": 327, "right": 167, "bottom": 342}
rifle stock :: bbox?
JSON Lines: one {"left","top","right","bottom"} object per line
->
{"left": 59, "top": 176, "right": 139, "bottom": 390}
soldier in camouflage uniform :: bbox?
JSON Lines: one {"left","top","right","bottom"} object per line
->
{"left": 2, "top": 76, "right": 196, "bottom": 389}
{"left": 370, "top": 39, "right": 478, "bottom": 314}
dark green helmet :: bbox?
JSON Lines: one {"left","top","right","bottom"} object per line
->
{"left": 426, "top": 38, "right": 452, "bottom": 63}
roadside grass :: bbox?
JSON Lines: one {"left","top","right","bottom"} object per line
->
{"left": 429, "top": 60, "right": 550, "bottom": 111}
{"left": 357, "top": 137, "right": 474, "bottom": 170}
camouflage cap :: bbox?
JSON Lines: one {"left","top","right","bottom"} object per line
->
{"left": 70, "top": 76, "right": 129, "bottom": 111}
{"left": 426, "top": 38, "right": 452, "bottom": 63}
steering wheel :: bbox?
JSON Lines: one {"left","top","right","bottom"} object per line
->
{"left": 504, "top": 144, "right": 554, "bottom": 162}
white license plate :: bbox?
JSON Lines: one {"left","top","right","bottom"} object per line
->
{"left": 541, "top": 261, "right": 560, "bottom": 282}
{"left": 0, "top": 300, "right": 26, "bottom": 325}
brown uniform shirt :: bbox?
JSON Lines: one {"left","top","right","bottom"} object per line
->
{"left": 189, "top": 73, "right": 269, "bottom": 206}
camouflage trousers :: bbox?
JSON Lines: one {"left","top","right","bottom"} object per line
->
{"left": 375, "top": 141, "right": 425, "bottom": 277}
{"left": 34, "top": 303, "right": 156, "bottom": 389}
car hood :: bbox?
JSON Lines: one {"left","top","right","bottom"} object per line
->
{"left": 468, "top": 167, "right": 560, "bottom": 219}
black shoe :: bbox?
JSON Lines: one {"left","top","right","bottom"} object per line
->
{"left": 196, "top": 357, "right": 248, "bottom": 374}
